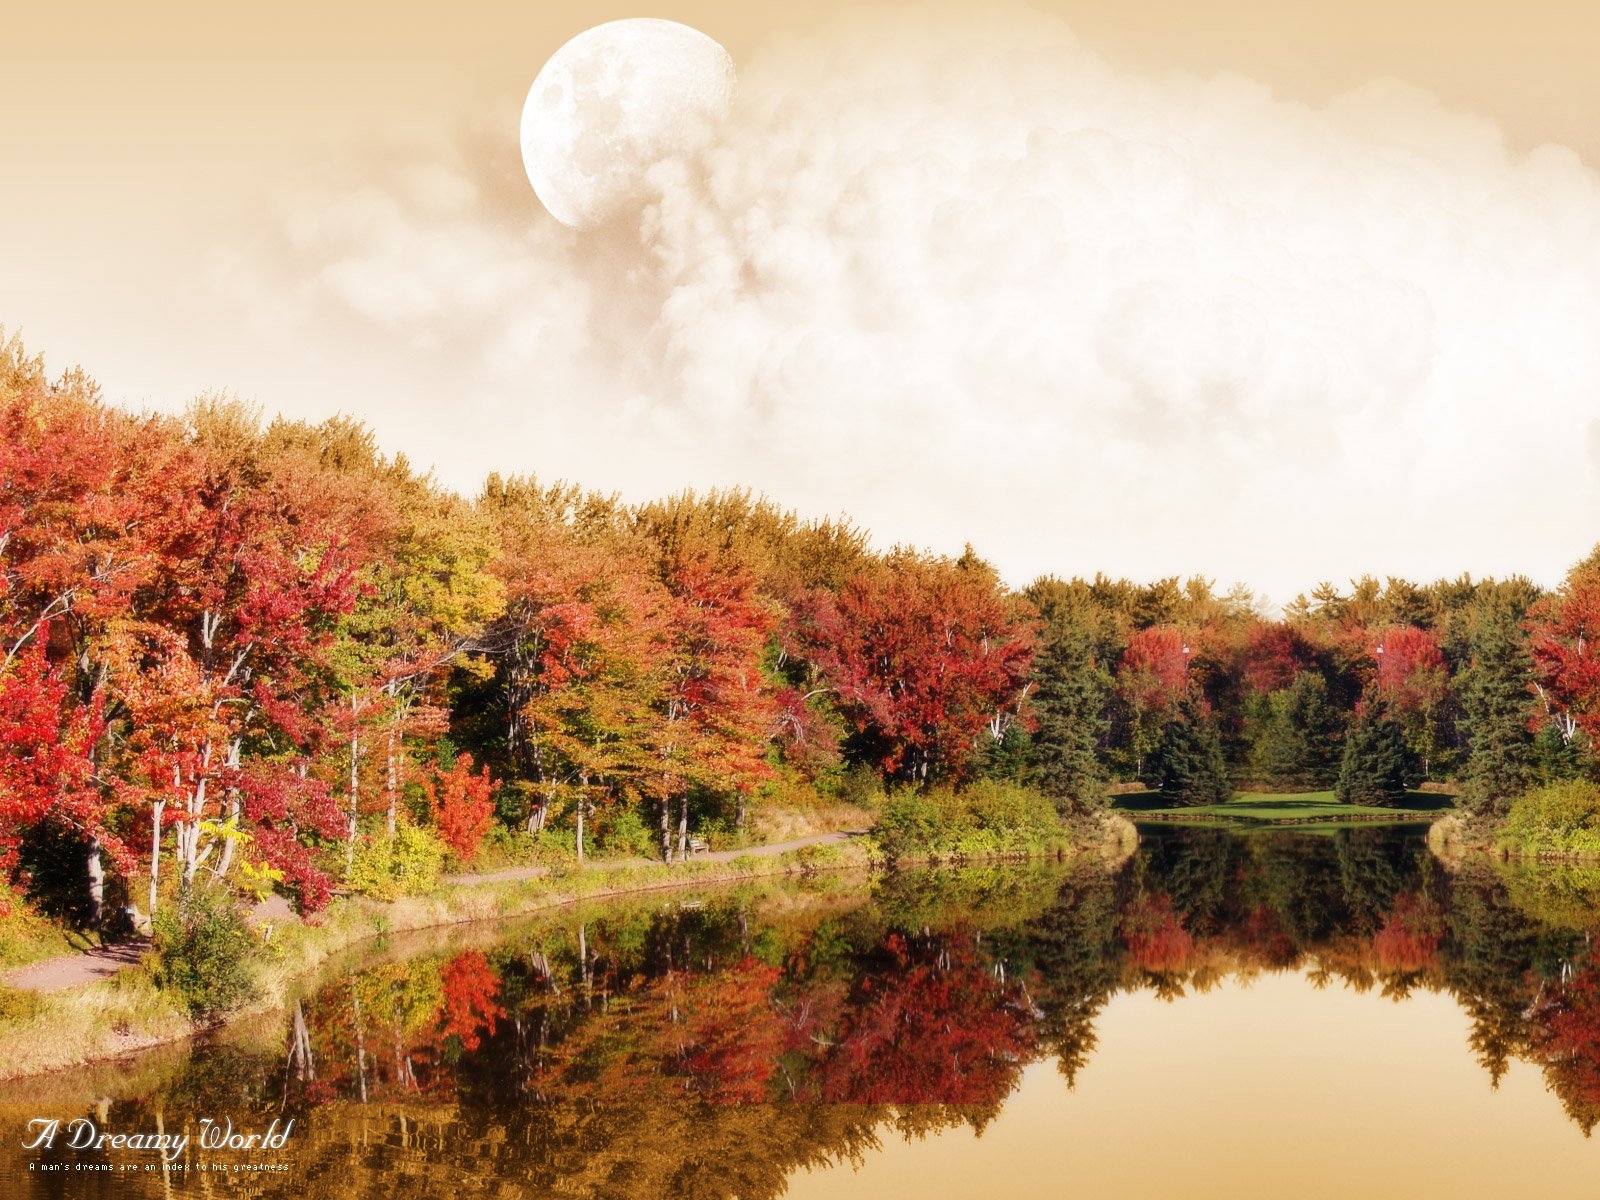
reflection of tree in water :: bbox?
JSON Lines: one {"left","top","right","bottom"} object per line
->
{"left": 9, "top": 839, "right": 1600, "bottom": 1199}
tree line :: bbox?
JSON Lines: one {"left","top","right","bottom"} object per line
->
{"left": 5, "top": 333, "right": 1600, "bottom": 922}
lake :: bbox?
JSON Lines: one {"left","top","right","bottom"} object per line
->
{"left": 4, "top": 825, "right": 1598, "bottom": 1198}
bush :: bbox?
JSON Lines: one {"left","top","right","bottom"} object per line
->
{"left": 151, "top": 889, "right": 254, "bottom": 1019}
{"left": 1500, "top": 780, "right": 1600, "bottom": 857}
{"left": 0, "top": 983, "right": 46, "bottom": 1028}
{"left": 347, "top": 823, "right": 446, "bottom": 901}
{"left": 874, "top": 781, "right": 1062, "bottom": 862}
{"left": 596, "top": 807, "right": 656, "bottom": 859}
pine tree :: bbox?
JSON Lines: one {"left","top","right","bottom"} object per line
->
{"left": 1029, "top": 623, "right": 1111, "bottom": 815}
{"left": 1336, "top": 697, "right": 1413, "bottom": 806}
{"left": 1154, "top": 699, "right": 1232, "bottom": 807}
{"left": 1459, "top": 600, "right": 1538, "bottom": 822}
{"left": 1250, "top": 672, "right": 1346, "bottom": 790}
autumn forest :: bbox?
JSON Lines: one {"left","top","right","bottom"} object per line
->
{"left": 6, "top": 331, "right": 1600, "bottom": 945}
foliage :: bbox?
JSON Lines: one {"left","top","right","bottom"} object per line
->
{"left": 1460, "top": 600, "right": 1540, "bottom": 822}
{"left": 873, "top": 780, "right": 1062, "bottom": 861}
{"left": 1153, "top": 701, "right": 1232, "bottom": 807}
{"left": 426, "top": 753, "right": 496, "bottom": 861}
{"left": 808, "top": 548, "right": 1034, "bottom": 784}
{"left": 347, "top": 823, "right": 446, "bottom": 901}
{"left": 150, "top": 889, "right": 255, "bottom": 1019}
{"left": 1500, "top": 780, "right": 1600, "bottom": 857}
{"left": 1249, "top": 672, "right": 1345, "bottom": 790}
{"left": 0, "top": 984, "right": 46, "bottom": 1028}
{"left": 596, "top": 806, "right": 657, "bottom": 859}
{"left": 1336, "top": 698, "right": 1414, "bottom": 806}
{"left": 1029, "top": 620, "right": 1111, "bottom": 814}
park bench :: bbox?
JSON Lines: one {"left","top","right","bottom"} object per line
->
{"left": 688, "top": 835, "right": 709, "bottom": 855}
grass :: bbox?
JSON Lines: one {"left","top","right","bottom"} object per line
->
{"left": 1111, "top": 789, "right": 1454, "bottom": 825}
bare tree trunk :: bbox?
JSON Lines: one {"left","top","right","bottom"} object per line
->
{"left": 576, "top": 795, "right": 584, "bottom": 867}
{"left": 347, "top": 697, "right": 361, "bottom": 873}
{"left": 385, "top": 714, "right": 399, "bottom": 837}
{"left": 676, "top": 793, "right": 689, "bottom": 863}
{"left": 213, "top": 740, "right": 244, "bottom": 881}
{"left": 148, "top": 799, "right": 165, "bottom": 919}
{"left": 86, "top": 835, "right": 104, "bottom": 929}
{"left": 660, "top": 788, "right": 673, "bottom": 862}
{"left": 351, "top": 986, "right": 368, "bottom": 1103}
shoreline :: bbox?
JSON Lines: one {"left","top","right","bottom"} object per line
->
{"left": 0, "top": 823, "right": 1133, "bottom": 1083}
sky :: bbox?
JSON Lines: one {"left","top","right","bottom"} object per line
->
{"left": 4, "top": 0, "right": 1600, "bottom": 602}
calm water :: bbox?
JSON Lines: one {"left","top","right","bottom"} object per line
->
{"left": 4, "top": 826, "right": 1599, "bottom": 1198}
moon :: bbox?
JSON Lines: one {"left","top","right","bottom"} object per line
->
{"left": 521, "top": 19, "right": 735, "bottom": 230}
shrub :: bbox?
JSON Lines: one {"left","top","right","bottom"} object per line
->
{"left": 873, "top": 781, "right": 1062, "bottom": 861}
{"left": 789, "top": 842, "right": 845, "bottom": 873}
{"left": 597, "top": 807, "right": 656, "bottom": 859}
{"left": 348, "top": 823, "right": 446, "bottom": 901}
{"left": 0, "top": 984, "right": 46, "bottom": 1028}
{"left": 151, "top": 889, "right": 254, "bottom": 1019}
{"left": 426, "top": 753, "right": 496, "bottom": 861}
{"left": 1500, "top": 780, "right": 1600, "bottom": 857}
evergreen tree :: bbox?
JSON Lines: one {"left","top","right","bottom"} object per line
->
{"left": 1029, "top": 623, "right": 1111, "bottom": 815}
{"left": 1459, "top": 600, "right": 1538, "bottom": 822}
{"left": 1154, "top": 699, "right": 1232, "bottom": 807}
{"left": 1250, "top": 672, "right": 1346, "bottom": 790}
{"left": 1336, "top": 697, "right": 1413, "bottom": 806}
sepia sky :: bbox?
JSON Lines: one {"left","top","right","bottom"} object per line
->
{"left": 5, "top": 0, "right": 1600, "bottom": 601}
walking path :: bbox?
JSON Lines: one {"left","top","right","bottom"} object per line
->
{"left": 2, "top": 938, "right": 150, "bottom": 993}
{"left": 3, "top": 830, "right": 868, "bottom": 992}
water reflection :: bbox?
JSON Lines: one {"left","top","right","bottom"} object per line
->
{"left": 5, "top": 828, "right": 1599, "bottom": 1197}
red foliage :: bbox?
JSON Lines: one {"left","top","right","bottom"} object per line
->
{"left": 1370, "top": 892, "right": 1444, "bottom": 974}
{"left": 1531, "top": 954, "right": 1600, "bottom": 1135}
{"left": 437, "top": 950, "right": 505, "bottom": 1053}
{"left": 808, "top": 552, "right": 1034, "bottom": 781}
{"left": 0, "top": 641, "right": 112, "bottom": 872}
{"left": 1243, "top": 623, "right": 1319, "bottom": 695}
{"left": 426, "top": 754, "right": 496, "bottom": 861}
{"left": 1374, "top": 625, "right": 1447, "bottom": 713}
{"left": 1118, "top": 627, "right": 1191, "bottom": 714}
{"left": 810, "top": 933, "right": 1035, "bottom": 1105}
{"left": 1121, "top": 892, "right": 1195, "bottom": 974}
{"left": 658, "top": 551, "right": 780, "bottom": 795}
{"left": 1528, "top": 571, "right": 1600, "bottom": 741}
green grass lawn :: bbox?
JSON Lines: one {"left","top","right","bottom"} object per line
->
{"left": 1111, "top": 789, "right": 1454, "bottom": 824}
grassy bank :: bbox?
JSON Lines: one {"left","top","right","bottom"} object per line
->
{"left": 1113, "top": 789, "right": 1454, "bottom": 825}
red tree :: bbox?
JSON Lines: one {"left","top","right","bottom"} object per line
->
{"left": 1528, "top": 568, "right": 1600, "bottom": 745}
{"left": 808, "top": 550, "right": 1034, "bottom": 782}
{"left": 427, "top": 753, "right": 496, "bottom": 861}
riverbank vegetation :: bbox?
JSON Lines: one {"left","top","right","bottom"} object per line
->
{"left": 8, "top": 334, "right": 1600, "bottom": 1006}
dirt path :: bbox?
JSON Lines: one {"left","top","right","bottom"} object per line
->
{"left": 444, "top": 829, "right": 866, "bottom": 885}
{"left": 2, "top": 938, "right": 150, "bottom": 994}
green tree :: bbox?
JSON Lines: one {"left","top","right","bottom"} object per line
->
{"left": 1459, "top": 600, "right": 1538, "bottom": 822}
{"left": 1153, "top": 699, "right": 1232, "bottom": 807}
{"left": 1029, "top": 622, "right": 1111, "bottom": 814}
{"left": 1249, "top": 672, "right": 1345, "bottom": 790}
{"left": 1335, "top": 698, "right": 1413, "bottom": 806}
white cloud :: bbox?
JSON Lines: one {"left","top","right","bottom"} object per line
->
{"left": 220, "top": 7, "right": 1600, "bottom": 600}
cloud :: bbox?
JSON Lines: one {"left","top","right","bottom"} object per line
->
{"left": 218, "top": 6, "right": 1600, "bottom": 600}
